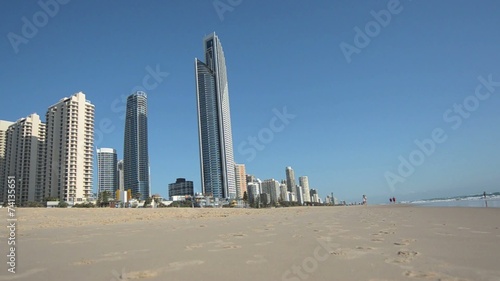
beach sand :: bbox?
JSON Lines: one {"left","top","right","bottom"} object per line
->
{"left": 1, "top": 205, "right": 499, "bottom": 281}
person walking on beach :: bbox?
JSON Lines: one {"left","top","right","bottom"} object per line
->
{"left": 362, "top": 195, "right": 367, "bottom": 205}
{"left": 389, "top": 198, "right": 393, "bottom": 203}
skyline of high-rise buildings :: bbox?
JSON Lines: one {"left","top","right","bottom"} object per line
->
{"left": 124, "top": 91, "right": 150, "bottom": 200}
{"left": 0, "top": 93, "right": 95, "bottom": 204}
{"left": 0, "top": 33, "right": 329, "bottom": 205}
{"left": 195, "top": 32, "right": 236, "bottom": 199}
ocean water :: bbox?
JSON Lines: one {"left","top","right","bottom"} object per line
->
{"left": 402, "top": 193, "right": 500, "bottom": 208}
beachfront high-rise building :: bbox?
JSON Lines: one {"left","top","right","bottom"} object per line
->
{"left": 285, "top": 166, "right": 296, "bottom": 192}
{"left": 310, "top": 188, "right": 319, "bottom": 203}
{"left": 124, "top": 91, "right": 150, "bottom": 200}
{"left": 279, "top": 183, "right": 288, "bottom": 202}
{"left": 261, "top": 179, "right": 281, "bottom": 205}
{"left": 247, "top": 182, "right": 260, "bottom": 205}
{"left": 0, "top": 120, "right": 14, "bottom": 203}
{"left": 299, "top": 176, "right": 311, "bottom": 203}
{"left": 43, "top": 92, "right": 94, "bottom": 203}
{"left": 234, "top": 164, "right": 247, "bottom": 199}
{"left": 2, "top": 114, "right": 45, "bottom": 204}
{"left": 195, "top": 32, "right": 236, "bottom": 199}
{"left": 296, "top": 185, "right": 304, "bottom": 205}
{"left": 97, "top": 148, "right": 118, "bottom": 199}
{"left": 117, "top": 160, "right": 124, "bottom": 191}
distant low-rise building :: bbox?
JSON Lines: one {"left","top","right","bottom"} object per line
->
{"left": 168, "top": 178, "right": 194, "bottom": 200}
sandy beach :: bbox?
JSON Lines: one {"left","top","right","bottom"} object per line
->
{"left": 1, "top": 205, "right": 499, "bottom": 281}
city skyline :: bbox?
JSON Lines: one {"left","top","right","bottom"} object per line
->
{"left": 1, "top": 1, "right": 500, "bottom": 204}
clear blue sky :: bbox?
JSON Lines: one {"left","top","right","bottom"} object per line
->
{"left": 1, "top": 0, "right": 499, "bottom": 204}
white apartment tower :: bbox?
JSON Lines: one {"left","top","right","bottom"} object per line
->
{"left": 3, "top": 114, "right": 46, "bottom": 204}
{"left": 0, "top": 120, "right": 14, "bottom": 203}
{"left": 43, "top": 92, "right": 95, "bottom": 203}
{"left": 261, "top": 179, "right": 281, "bottom": 205}
{"left": 299, "top": 176, "right": 311, "bottom": 203}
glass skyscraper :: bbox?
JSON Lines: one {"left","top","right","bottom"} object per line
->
{"left": 97, "top": 148, "right": 118, "bottom": 198}
{"left": 124, "top": 91, "right": 150, "bottom": 200}
{"left": 195, "top": 33, "right": 236, "bottom": 199}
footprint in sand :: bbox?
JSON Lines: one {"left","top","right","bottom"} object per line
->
{"left": 125, "top": 260, "right": 205, "bottom": 279}
{"left": 394, "top": 239, "right": 415, "bottom": 246}
{"left": 385, "top": 250, "right": 419, "bottom": 265}
{"left": 403, "top": 270, "right": 441, "bottom": 279}
{"left": 246, "top": 255, "right": 267, "bottom": 264}
{"left": 219, "top": 232, "right": 247, "bottom": 239}
{"left": 185, "top": 243, "right": 204, "bottom": 251}
{"left": 209, "top": 242, "right": 242, "bottom": 252}
{"left": 371, "top": 238, "right": 385, "bottom": 242}
{"left": 355, "top": 246, "right": 376, "bottom": 250}
{"left": 470, "top": 230, "right": 490, "bottom": 234}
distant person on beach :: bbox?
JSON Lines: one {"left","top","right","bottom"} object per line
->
{"left": 483, "top": 191, "right": 487, "bottom": 199}
{"left": 392, "top": 197, "right": 396, "bottom": 203}
{"left": 389, "top": 198, "right": 393, "bottom": 203}
{"left": 362, "top": 195, "right": 367, "bottom": 205}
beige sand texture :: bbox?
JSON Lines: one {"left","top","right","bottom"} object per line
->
{"left": 1, "top": 205, "right": 499, "bottom": 281}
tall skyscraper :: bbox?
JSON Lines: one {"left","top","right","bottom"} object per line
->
{"left": 97, "top": 148, "right": 118, "bottom": 198}
{"left": 234, "top": 164, "right": 247, "bottom": 199}
{"left": 124, "top": 91, "right": 150, "bottom": 200}
{"left": 0, "top": 120, "right": 14, "bottom": 203}
{"left": 285, "top": 166, "right": 296, "bottom": 192}
{"left": 43, "top": 92, "right": 94, "bottom": 203}
{"left": 195, "top": 32, "right": 236, "bottom": 199}
{"left": 299, "top": 176, "right": 311, "bottom": 203}
{"left": 2, "top": 114, "right": 45, "bottom": 204}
